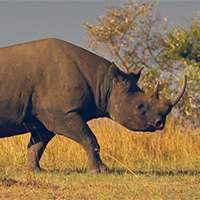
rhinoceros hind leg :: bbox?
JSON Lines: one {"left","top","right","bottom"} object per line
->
{"left": 27, "top": 125, "right": 55, "bottom": 171}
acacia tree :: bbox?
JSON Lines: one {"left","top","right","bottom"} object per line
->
{"left": 83, "top": 1, "right": 165, "bottom": 86}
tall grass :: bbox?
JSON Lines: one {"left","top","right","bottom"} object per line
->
{"left": 0, "top": 116, "right": 200, "bottom": 172}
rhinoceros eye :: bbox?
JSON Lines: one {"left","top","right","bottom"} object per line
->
{"left": 137, "top": 103, "right": 144, "bottom": 110}
{"left": 136, "top": 103, "right": 148, "bottom": 114}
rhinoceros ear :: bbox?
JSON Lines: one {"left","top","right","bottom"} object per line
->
{"left": 108, "top": 63, "right": 118, "bottom": 79}
{"left": 129, "top": 67, "right": 144, "bottom": 83}
{"left": 108, "top": 63, "right": 125, "bottom": 82}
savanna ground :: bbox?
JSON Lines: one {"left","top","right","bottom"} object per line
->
{"left": 0, "top": 117, "right": 200, "bottom": 199}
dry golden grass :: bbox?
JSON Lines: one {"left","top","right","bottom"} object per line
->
{"left": 0, "top": 116, "right": 200, "bottom": 172}
{"left": 89, "top": 117, "right": 200, "bottom": 173}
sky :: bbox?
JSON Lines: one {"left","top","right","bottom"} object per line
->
{"left": 0, "top": 0, "right": 199, "bottom": 50}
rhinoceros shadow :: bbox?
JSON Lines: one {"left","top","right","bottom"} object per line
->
{"left": 113, "top": 169, "right": 200, "bottom": 176}
{"left": 47, "top": 168, "right": 200, "bottom": 176}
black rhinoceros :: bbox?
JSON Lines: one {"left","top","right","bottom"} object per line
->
{"left": 0, "top": 38, "right": 186, "bottom": 172}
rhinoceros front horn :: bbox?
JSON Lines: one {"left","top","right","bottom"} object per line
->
{"left": 170, "top": 75, "right": 187, "bottom": 107}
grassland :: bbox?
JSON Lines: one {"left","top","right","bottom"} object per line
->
{"left": 0, "top": 117, "right": 200, "bottom": 199}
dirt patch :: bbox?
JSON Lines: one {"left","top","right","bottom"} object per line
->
{"left": 0, "top": 177, "right": 59, "bottom": 190}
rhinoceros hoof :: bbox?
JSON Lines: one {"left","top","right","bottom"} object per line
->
{"left": 99, "top": 163, "right": 110, "bottom": 173}
{"left": 27, "top": 166, "right": 45, "bottom": 172}
{"left": 88, "top": 163, "right": 110, "bottom": 173}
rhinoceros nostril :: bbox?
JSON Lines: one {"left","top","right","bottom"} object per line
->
{"left": 155, "top": 120, "right": 163, "bottom": 129}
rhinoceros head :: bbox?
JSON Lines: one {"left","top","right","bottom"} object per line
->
{"left": 107, "top": 64, "right": 186, "bottom": 132}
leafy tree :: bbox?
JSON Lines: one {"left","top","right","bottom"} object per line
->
{"left": 83, "top": 1, "right": 165, "bottom": 86}
{"left": 159, "top": 13, "right": 200, "bottom": 122}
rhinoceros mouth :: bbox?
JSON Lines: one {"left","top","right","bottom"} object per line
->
{"left": 148, "top": 123, "right": 164, "bottom": 132}
{"left": 148, "top": 126, "right": 157, "bottom": 132}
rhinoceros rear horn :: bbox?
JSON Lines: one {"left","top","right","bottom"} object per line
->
{"left": 152, "top": 81, "right": 160, "bottom": 99}
{"left": 170, "top": 75, "right": 187, "bottom": 107}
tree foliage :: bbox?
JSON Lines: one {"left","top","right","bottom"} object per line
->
{"left": 83, "top": 0, "right": 199, "bottom": 124}
{"left": 160, "top": 13, "right": 200, "bottom": 122}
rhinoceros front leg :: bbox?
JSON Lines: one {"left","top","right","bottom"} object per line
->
{"left": 47, "top": 112, "right": 110, "bottom": 173}
{"left": 27, "top": 125, "right": 55, "bottom": 171}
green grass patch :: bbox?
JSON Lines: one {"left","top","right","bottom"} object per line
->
{"left": 0, "top": 168, "right": 200, "bottom": 199}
